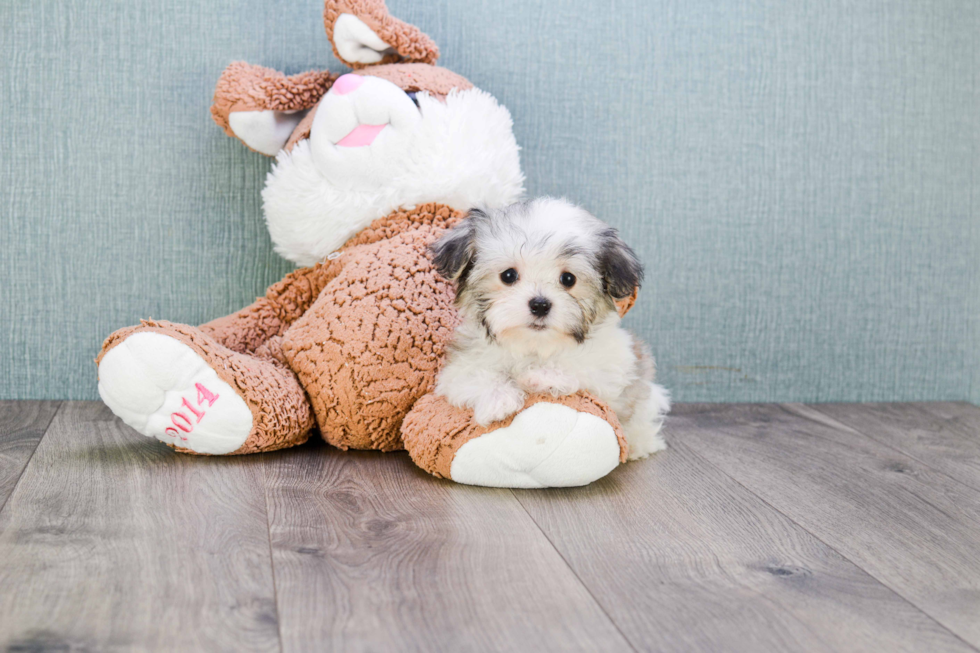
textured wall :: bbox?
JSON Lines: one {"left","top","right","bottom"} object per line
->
{"left": 1, "top": 0, "right": 978, "bottom": 402}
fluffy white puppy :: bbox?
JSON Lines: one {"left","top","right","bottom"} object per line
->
{"left": 431, "top": 198, "right": 670, "bottom": 460}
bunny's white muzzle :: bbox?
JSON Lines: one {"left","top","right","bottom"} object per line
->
{"left": 309, "top": 74, "right": 422, "bottom": 190}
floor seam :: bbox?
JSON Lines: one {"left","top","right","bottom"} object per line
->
{"left": 260, "top": 459, "right": 286, "bottom": 653}
{"left": 0, "top": 400, "right": 63, "bottom": 519}
{"left": 679, "top": 432, "right": 980, "bottom": 653}
{"left": 509, "top": 488, "right": 639, "bottom": 653}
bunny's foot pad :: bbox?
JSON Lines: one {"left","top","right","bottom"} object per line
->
{"left": 98, "top": 332, "right": 253, "bottom": 455}
{"left": 450, "top": 403, "right": 621, "bottom": 488}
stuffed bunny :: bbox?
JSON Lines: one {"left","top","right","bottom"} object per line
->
{"left": 96, "top": 0, "right": 640, "bottom": 488}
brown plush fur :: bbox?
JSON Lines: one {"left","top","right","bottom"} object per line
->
{"left": 359, "top": 63, "right": 472, "bottom": 95}
{"left": 323, "top": 0, "right": 439, "bottom": 68}
{"left": 211, "top": 63, "right": 337, "bottom": 141}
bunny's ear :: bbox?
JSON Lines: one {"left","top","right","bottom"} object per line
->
{"left": 324, "top": 0, "right": 439, "bottom": 68}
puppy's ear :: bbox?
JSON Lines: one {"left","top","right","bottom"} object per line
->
{"left": 430, "top": 210, "right": 482, "bottom": 286}
{"left": 598, "top": 228, "right": 644, "bottom": 299}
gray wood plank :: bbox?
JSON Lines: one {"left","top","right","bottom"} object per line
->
{"left": 0, "top": 402, "right": 281, "bottom": 652}
{"left": 0, "top": 401, "right": 60, "bottom": 511}
{"left": 674, "top": 402, "right": 980, "bottom": 648}
{"left": 514, "top": 438, "right": 974, "bottom": 653}
{"left": 263, "top": 443, "right": 631, "bottom": 653}
{"left": 809, "top": 402, "right": 980, "bottom": 493}
{"left": 919, "top": 402, "right": 980, "bottom": 431}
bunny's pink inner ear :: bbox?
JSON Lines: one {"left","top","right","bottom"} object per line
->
{"left": 324, "top": 0, "right": 439, "bottom": 68}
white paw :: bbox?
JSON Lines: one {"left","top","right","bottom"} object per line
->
{"left": 517, "top": 368, "right": 580, "bottom": 396}
{"left": 97, "top": 332, "right": 253, "bottom": 455}
{"left": 472, "top": 383, "right": 526, "bottom": 426}
{"left": 450, "top": 403, "right": 621, "bottom": 488}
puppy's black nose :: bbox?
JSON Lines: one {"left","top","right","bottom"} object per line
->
{"left": 529, "top": 296, "right": 552, "bottom": 317}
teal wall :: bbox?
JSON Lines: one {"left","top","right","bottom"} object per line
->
{"left": 2, "top": 0, "right": 978, "bottom": 403}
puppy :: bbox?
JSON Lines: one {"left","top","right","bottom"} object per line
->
{"left": 430, "top": 198, "right": 670, "bottom": 460}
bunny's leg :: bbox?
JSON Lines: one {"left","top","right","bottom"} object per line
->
{"left": 95, "top": 258, "right": 349, "bottom": 454}
{"left": 97, "top": 321, "right": 315, "bottom": 455}
{"left": 401, "top": 392, "right": 629, "bottom": 488}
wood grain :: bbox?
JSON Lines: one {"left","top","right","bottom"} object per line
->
{"left": 0, "top": 402, "right": 281, "bottom": 652}
{"left": 263, "top": 442, "right": 630, "bottom": 653}
{"left": 514, "top": 437, "right": 973, "bottom": 652}
{"left": 810, "top": 402, "right": 980, "bottom": 492}
{"left": 674, "top": 402, "right": 980, "bottom": 647}
{"left": 0, "top": 401, "right": 60, "bottom": 511}
{"left": 920, "top": 402, "right": 980, "bottom": 431}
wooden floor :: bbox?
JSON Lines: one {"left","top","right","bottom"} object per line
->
{"left": 1, "top": 402, "right": 979, "bottom": 652}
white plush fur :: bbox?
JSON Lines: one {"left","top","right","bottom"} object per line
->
{"left": 434, "top": 198, "right": 670, "bottom": 460}
{"left": 262, "top": 82, "right": 525, "bottom": 265}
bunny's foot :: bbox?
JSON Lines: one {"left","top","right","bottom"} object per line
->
{"left": 97, "top": 321, "right": 314, "bottom": 455}
{"left": 402, "top": 392, "right": 628, "bottom": 488}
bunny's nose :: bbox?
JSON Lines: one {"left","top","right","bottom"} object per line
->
{"left": 332, "top": 74, "right": 364, "bottom": 95}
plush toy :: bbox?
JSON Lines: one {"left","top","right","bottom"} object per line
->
{"left": 96, "top": 0, "right": 644, "bottom": 488}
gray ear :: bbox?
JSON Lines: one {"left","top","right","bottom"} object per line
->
{"left": 597, "top": 228, "right": 644, "bottom": 299}
{"left": 430, "top": 209, "right": 484, "bottom": 287}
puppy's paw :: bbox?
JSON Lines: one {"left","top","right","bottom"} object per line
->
{"left": 517, "top": 368, "right": 579, "bottom": 397}
{"left": 473, "top": 383, "right": 527, "bottom": 426}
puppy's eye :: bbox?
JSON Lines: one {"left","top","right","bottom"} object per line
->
{"left": 500, "top": 268, "right": 519, "bottom": 285}
{"left": 560, "top": 272, "right": 576, "bottom": 288}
